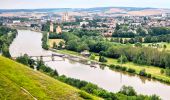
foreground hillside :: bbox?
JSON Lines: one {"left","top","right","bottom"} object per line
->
{"left": 0, "top": 56, "right": 100, "bottom": 100}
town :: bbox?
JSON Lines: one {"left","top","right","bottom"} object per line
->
{"left": 1, "top": 6, "right": 170, "bottom": 100}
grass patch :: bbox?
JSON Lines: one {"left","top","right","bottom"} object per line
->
{"left": 49, "top": 39, "right": 65, "bottom": 48}
{"left": 0, "top": 56, "right": 101, "bottom": 100}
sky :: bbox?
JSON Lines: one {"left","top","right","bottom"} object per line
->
{"left": 1, "top": 0, "right": 170, "bottom": 9}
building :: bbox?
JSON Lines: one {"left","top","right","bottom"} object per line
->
{"left": 13, "top": 20, "right": 21, "bottom": 24}
{"left": 56, "top": 26, "right": 62, "bottom": 34}
{"left": 80, "top": 21, "right": 89, "bottom": 27}
{"left": 62, "top": 12, "right": 76, "bottom": 22}
{"left": 62, "top": 12, "right": 69, "bottom": 22}
{"left": 162, "top": 13, "right": 170, "bottom": 18}
{"left": 50, "top": 22, "right": 54, "bottom": 32}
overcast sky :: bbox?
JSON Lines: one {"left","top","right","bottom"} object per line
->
{"left": 1, "top": 0, "right": 170, "bottom": 9}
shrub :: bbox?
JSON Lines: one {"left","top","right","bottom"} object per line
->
{"left": 99, "top": 56, "right": 107, "bottom": 62}
{"left": 110, "top": 65, "right": 115, "bottom": 69}
{"left": 115, "top": 65, "right": 121, "bottom": 70}
{"left": 139, "top": 69, "right": 147, "bottom": 76}
{"left": 78, "top": 91, "right": 93, "bottom": 99}
{"left": 147, "top": 73, "right": 151, "bottom": 78}
{"left": 165, "top": 67, "right": 170, "bottom": 76}
{"left": 121, "top": 67, "right": 127, "bottom": 71}
{"left": 160, "top": 69, "right": 164, "bottom": 74}
{"left": 127, "top": 68, "right": 136, "bottom": 73}
{"left": 89, "top": 54, "right": 95, "bottom": 60}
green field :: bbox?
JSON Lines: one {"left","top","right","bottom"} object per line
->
{"left": 0, "top": 56, "right": 100, "bottom": 100}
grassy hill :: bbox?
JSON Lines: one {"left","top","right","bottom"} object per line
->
{"left": 0, "top": 56, "right": 100, "bottom": 100}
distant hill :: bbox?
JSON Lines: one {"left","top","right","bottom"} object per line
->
{"left": 0, "top": 7, "right": 164, "bottom": 13}
{"left": 0, "top": 7, "right": 169, "bottom": 16}
{"left": 0, "top": 56, "right": 100, "bottom": 100}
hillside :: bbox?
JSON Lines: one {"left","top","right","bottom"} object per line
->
{"left": 0, "top": 56, "right": 100, "bottom": 100}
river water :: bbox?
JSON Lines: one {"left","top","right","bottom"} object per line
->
{"left": 9, "top": 30, "right": 170, "bottom": 100}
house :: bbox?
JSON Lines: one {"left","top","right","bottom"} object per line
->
{"left": 80, "top": 21, "right": 89, "bottom": 27}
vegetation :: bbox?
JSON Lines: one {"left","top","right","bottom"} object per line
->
{"left": 41, "top": 32, "right": 49, "bottom": 50}
{"left": 0, "top": 26, "right": 17, "bottom": 57}
{"left": 16, "top": 54, "right": 161, "bottom": 100}
{"left": 46, "top": 27, "right": 170, "bottom": 84}
{"left": 0, "top": 56, "right": 100, "bottom": 100}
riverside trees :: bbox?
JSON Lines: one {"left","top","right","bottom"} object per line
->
{"left": 49, "top": 29, "right": 170, "bottom": 69}
{"left": 0, "top": 26, "right": 17, "bottom": 58}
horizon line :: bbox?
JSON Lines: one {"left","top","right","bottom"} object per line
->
{"left": 0, "top": 6, "right": 168, "bottom": 10}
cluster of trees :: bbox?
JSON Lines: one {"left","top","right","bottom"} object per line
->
{"left": 113, "top": 24, "right": 170, "bottom": 39}
{"left": 102, "top": 45, "right": 170, "bottom": 69}
{"left": 0, "top": 26, "right": 17, "bottom": 57}
{"left": 16, "top": 54, "right": 58, "bottom": 76}
{"left": 112, "top": 25, "right": 170, "bottom": 44}
{"left": 42, "top": 32, "right": 49, "bottom": 50}
{"left": 144, "top": 34, "right": 170, "bottom": 43}
{"left": 48, "top": 29, "right": 170, "bottom": 69}
{"left": 16, "top": 54, "right": 35, "bottom": 68}
{"left": 57, "top": 75, "right": 160, "bottom": 100}
{"left": 113, "top": 24, "right": 147, "bottom": 38}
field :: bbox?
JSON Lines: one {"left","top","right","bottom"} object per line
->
{"left": 49, "top": 39, "right": 65, "bottom": 48}
{"left": 0, "top": 56, "right": 100, "bottom": 100}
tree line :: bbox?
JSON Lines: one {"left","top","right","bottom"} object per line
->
{"left": 0, "top": 26, "right": 17, "bottom": 57}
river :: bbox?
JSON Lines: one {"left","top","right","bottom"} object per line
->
{"left": 9, "top": 30, "right": 170, "bottom": 100}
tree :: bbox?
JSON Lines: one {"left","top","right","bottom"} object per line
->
{"left": 58, "top": 41, "right": 65, "bottom": 49}
{"left": 165, "top": 67, "right": 170, "bottom": 76}
{"left": 119, "top": 85, "right": 137, "bottom": 96}
{"left": 90, "top": 54, "right": 95, "bottom": 60}
{"left": 53, "top": 42, "right": 57, "bottom": 49}
{"left": 118, "top": 55, "right": 128, "bottom": 64}
{"left": 139, "top": 69, "right": 147, "bottom": 76}
{"left": 163, "top": 44, "right": 167, "bottom": 50}
{"left": 165, "top": 54, "right": 170, "bottom": 68}
{"left": 99, "top": 56, "right": 107, "bottom": 62}
{"left": 115, "top": 24, "right": 120, "bottom": 30}
{"left": 52, "top": 70, "right": 59, "bottom": 76}
{"left": 16, "top": 54, "right": 30, "bottom": 66}
{"left": 2, "top": 44, "right": 11, "bottom": 58}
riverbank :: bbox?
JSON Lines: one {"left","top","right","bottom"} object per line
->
{"left": 52, "top": 49, "right": 170, "bottom": 85}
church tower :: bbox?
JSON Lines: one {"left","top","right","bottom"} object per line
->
{"left": 50, "top": 22, "right": 54, "bottom": 32}
{"left": 56, "top": 26, "right": 62, "bottom": 34}
{"left": 62, "top": 12, "right": 69, "bottom": 22}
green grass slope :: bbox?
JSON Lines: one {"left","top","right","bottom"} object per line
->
{"left": 0, "top": 56, "right": 100, "bottom": 100}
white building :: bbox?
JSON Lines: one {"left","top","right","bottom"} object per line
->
{"left": 13, "top": 20, "right": 21, "bottom": 24}
{"left": 80, "top": 21, "right": 89, "bottom": 26}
